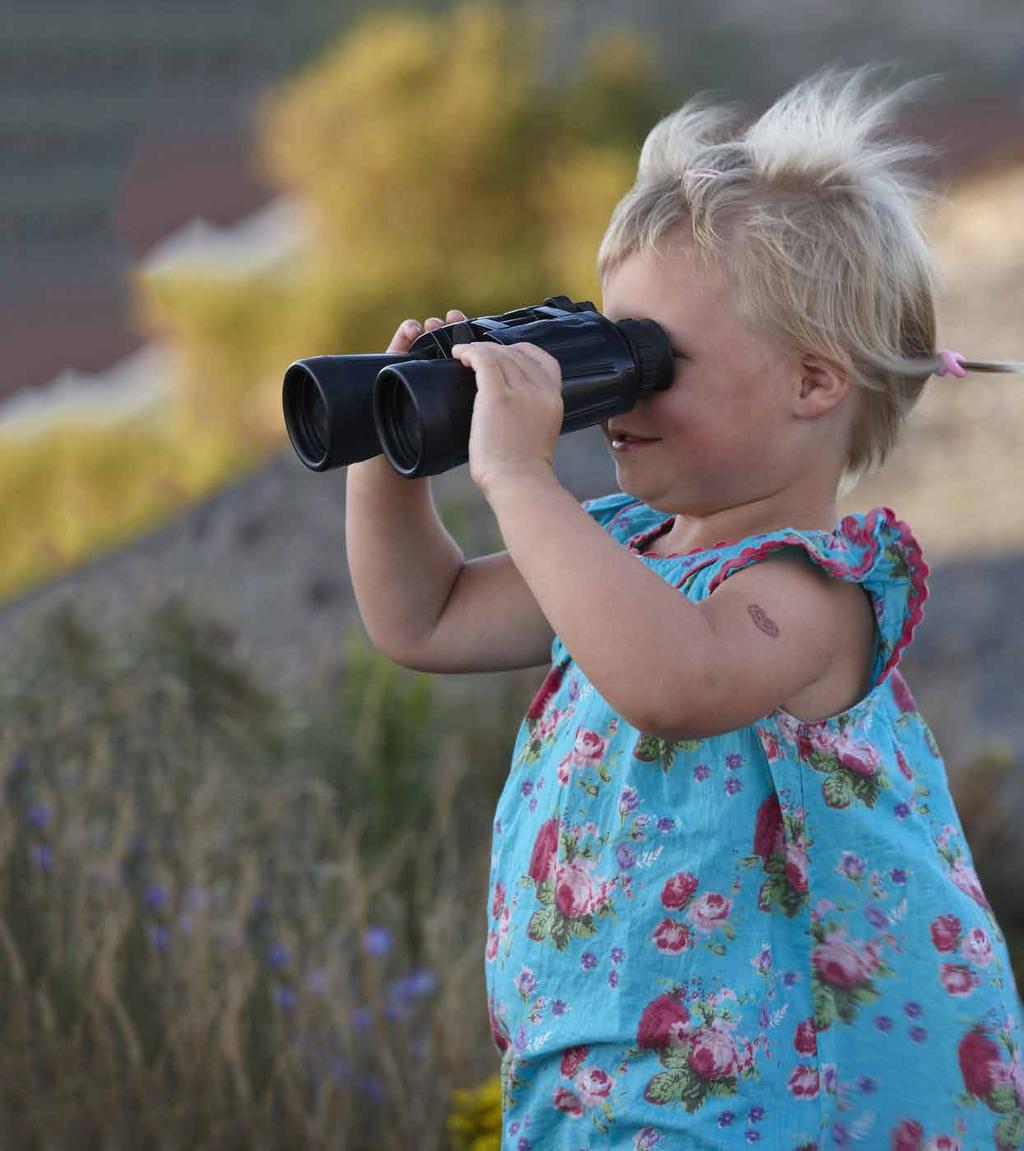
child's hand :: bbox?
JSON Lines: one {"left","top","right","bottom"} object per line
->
{"left": 386, "top": 309, "right": 467, "bottom": 353}
{"left": 449, "top": 340, "right": 564, "bottom": 497}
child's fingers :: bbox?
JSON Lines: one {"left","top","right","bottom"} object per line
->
{"left": 386, "top": 319, "right": 424, "bottom": 354}
{"left": 386, "top": 309, "right": 467, "bottom": 353}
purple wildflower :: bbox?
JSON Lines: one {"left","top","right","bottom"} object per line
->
{"left": 274, "top": 985, "right": 298, "bottom": 1010}
{"left": 148, "top": 924, "right": 171, "bottom": 952}
{"left": 267, "top": 942, "right": 291, "bottom": 971}
{"left": 362, "top": 925, "right": 393, "bottom": 957}
{"left": 144, "top": 884, "right": 167, "bottom": 911}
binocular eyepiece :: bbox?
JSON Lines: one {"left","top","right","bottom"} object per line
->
{"left": 282, "top": 296, "right": 675, "bottom": 478}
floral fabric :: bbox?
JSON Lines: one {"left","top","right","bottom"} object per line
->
{"left": 484, "top": 492, "right": 1024, "bottom": 1150}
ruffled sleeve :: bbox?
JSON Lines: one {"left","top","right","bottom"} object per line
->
{"left": 704, "top": 506, "right": 930, "bottom": 690}
{"left": 580, "top": 491, "right": 650, "bottom": 544}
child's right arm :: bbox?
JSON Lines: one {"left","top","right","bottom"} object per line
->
{"left": 344, "top": 311, "right": 556, "bottom": 674}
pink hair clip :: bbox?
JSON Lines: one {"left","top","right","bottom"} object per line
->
{"left": 935, "top": 349, "right": 967, "bottom": 378}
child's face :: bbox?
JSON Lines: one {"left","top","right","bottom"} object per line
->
{"left": 600, "top": 226, "right": 808, "bottom": 517}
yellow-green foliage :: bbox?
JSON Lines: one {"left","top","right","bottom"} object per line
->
{"left": 0, "top": 3, "right": 664, "bottom": 606}
{"left": 447, "top": 1073, "right": 502, "bottom": 1151}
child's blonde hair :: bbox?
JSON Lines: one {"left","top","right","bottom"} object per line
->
{"left": 598, "top": 65, "right": 948, "bottom": 497}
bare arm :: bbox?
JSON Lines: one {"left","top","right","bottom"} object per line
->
{"left": 346, "top": 311, "right": 554, "bottom": 673}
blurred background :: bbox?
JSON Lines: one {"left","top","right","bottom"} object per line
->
{"left": 0, "top": 1, "right": 1022, "bottom": 1147}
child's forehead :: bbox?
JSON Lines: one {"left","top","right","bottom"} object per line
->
{"left": 601, "top": 243, "right": 725, "bottom": 323}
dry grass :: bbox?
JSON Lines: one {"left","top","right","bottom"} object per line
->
{"left": 0, "top": 600, "right": 524, "bottom": 1150}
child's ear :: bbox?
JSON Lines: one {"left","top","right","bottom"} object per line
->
{"left": 794, "top": 353, "right": 851, "bottom": 418}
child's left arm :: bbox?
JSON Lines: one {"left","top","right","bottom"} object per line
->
{"left": 454, "top": 338, "right": 850, "bottom": 740}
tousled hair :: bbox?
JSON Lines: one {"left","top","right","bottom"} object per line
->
{"left": 597, "top": 65, "right": 975, "bottom": 496}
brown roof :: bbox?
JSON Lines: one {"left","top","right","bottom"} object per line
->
{"left": 111, "top": 122, "right": 275, "bottom": 259}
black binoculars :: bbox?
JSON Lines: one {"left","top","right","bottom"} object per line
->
{"left": 281, "top": 296, "right": 675, "bottom": 478}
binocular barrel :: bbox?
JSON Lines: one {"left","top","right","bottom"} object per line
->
{"left": 282, "top": 299, "right": 674, "bottom": 478}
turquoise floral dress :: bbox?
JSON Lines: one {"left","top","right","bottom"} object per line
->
{"left": 484, "top": 492, "right": 1024, "bottom": 1151}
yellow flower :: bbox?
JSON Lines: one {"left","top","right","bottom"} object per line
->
{"left": 446, "top": 1074, "right": 502, "bottom": 1151}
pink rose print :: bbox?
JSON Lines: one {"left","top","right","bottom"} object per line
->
{"left": 687, "top": 892, "right": 732, "bottom": 933}
{"left": 488, "top": 995, "right": 511, "bottom": 1054}
{"left": 637, "top": 991, "right": 691, "bottom": 1050}
{"left": 812, "top": 934, "right": 878, "bottom": 989}
{"left": 554, "top": 860, "right": 597, "bottom": 920}
{"left": 571, "top": 726, "right": 608, "bottom": 768}
{"left": 575, "top": 1067, "right": 615, "bottom": 1106}
{"left": 528, "top": 819, "right": 559, "bottom": 884}
{"left": 652, "top": 918, "right": 692, "bottom": 953}
{"left": 891, "top": 1119, "right": 925, "bottom": 1151}
{"left": 661, "top": 871, "right": 699, "bottom": 911}
{"left": 553, "top": 1085, "right": 583, "bottom": 1116}
{"left": 526, "top": 659, "right": 567, "bottom": 721}
{"left": 896, "top": 747, "right": 914, "bottom": 781}
{"left": 753, "top": 795, "right": 785, "bottom": 859}
{"left": 687, "top": 1023, "right": 739, "bottom": 1081}
{"left": 785, "top": 840, "right": 809, "bottom": 893}
{"left": 757, "top": 727, "right": 784, "bottom": 762}
{"left": 535, "top": 709, "right": 561, "bottom": 745}
{"left": 787, "top": 1064, "right": 819, "bottom": 1099}
{"left": 560, "top": 1045, "right": 589, "bottom": 1078}
{"left": 794, "top": 1019, "right": 817, "bottom": 1055}
{"left": 958, "top": 1026, "right": 1000, "bottom": 1096}
{"left": 959, "top": 927, "right": 993, "bottom": 966}
{"left": 923, "top": 1138, "right": 961, "bottom": 1151}
{"left": 890, "top": 668, "right": 917, "bottom": 714}
{"left": 639, "top": 990, "right": 761, "bottom": 1113}
{"left": 491, "top": 881, "right": 506, "bottom": 920}
{"left": 949, "top": 862, "right": 991, "bottom": 911}
{"left": 797, "top": 730, "right": 830, "bottom": 762}
{"left": 939, "top": 963, "right": 980, "bottom": 996}
{"left": 929, "top": 914, "right": 961, "bottom": 952}
{"left": 834, "top": 731, "right": 879, "bottom": 777}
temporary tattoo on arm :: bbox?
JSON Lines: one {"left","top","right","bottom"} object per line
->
{"left": 748, "top": 603, "right": 780, "bottom": 638}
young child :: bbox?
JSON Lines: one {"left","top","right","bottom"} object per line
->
{"left": 348, "top": 67, "right": 1024, "bottom": 1148}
